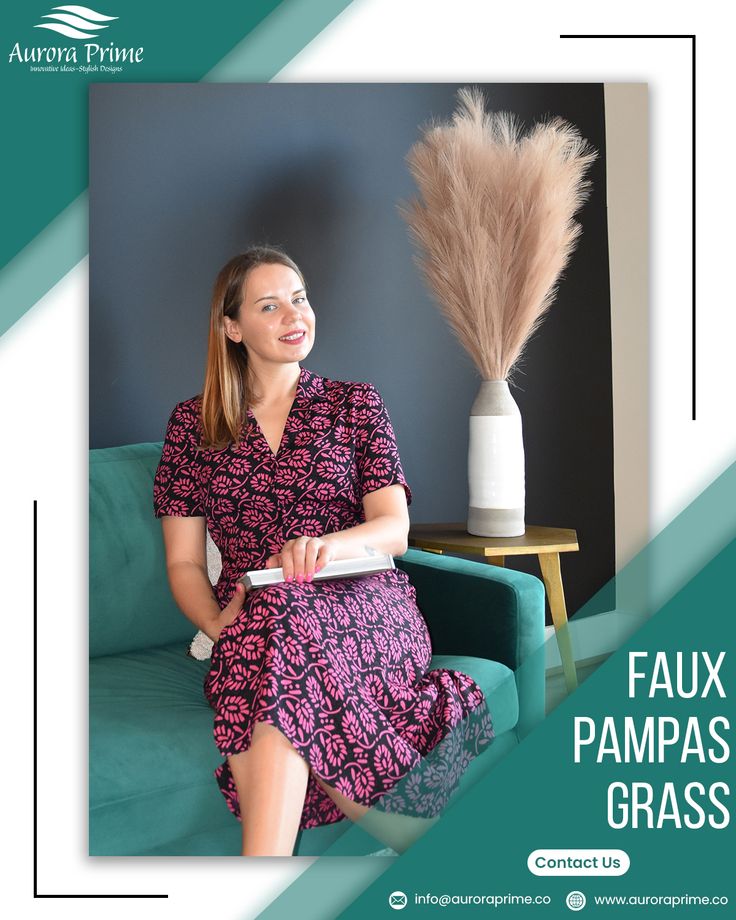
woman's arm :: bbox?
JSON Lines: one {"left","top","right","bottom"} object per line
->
{"left": 265, "top": 485, "right": 411, "bottom": 580}
{"left": 321, "top": 483, "right": 410, "bottom": 559}
{"left": 161, "top": 516, "right": 223, "bottom": 641}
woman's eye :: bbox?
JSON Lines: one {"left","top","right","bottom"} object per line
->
{"left": 262, "top": 298, "right": 306, "bottom": 311}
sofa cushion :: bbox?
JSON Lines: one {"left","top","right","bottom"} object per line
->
{"left": 90, "top": 443, "right": 197, "bottom": 657}
{"left": 89, "top": 645, "right": 518, "bottom": 855}
{"left": 430, "top": 655, "right": 518, "bottom": 737}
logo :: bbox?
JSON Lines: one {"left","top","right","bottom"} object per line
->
{"left": 8, "top": 4, "right": 143, "bottom": 72}
{"left": 34, "top": 5, "right": 118, "bottom": 40}
{"left": 388, "top": 890, "right": 408, "bottom": 910}
{"left": 566, "top": 890, "right": 587, "bottom": 911}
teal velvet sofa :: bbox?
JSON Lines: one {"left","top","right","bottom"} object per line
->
{"left": 89, "top": 441, "right": 546, "bottom": 857}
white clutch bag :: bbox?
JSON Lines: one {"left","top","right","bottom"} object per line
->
{"left": 186, "top": 551, "right": 395, "bottom": 660}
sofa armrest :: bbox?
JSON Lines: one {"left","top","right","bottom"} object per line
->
{"left": 395, "top": 548, "right": 546, "bottom": 737}
{"left": 396, "top": 548, "right": 545, "bottom": 669}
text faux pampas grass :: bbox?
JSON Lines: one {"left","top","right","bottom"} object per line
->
{"left": 397, "top": 86, "right": 598, "bottom": 382}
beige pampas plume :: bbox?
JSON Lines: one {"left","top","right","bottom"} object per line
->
{"left": 397, "top": 86, "right": 598, "bottom": 382}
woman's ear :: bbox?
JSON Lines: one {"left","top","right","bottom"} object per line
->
{"left": 223, "top": 318, "right": 241, "bottom": 343}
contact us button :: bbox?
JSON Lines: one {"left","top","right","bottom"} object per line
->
{"left": 528, "top": 849, "right": 630, "bottom": 876}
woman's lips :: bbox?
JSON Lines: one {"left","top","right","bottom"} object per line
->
{"left": 279, "top": 331, "right": 306, "bottom": 345}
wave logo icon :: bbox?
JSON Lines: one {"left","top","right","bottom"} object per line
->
{"left": 34, "top": 5, "right": 118, "bottom": 40}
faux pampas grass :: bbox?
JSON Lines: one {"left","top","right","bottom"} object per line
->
{"left": 397, "top": 86, "right": 598, "bottom": 382}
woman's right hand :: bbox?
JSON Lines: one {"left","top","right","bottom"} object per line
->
{"left": 210, "top": 582, "right": 249, "bottom": 642}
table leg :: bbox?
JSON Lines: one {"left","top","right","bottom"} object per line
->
{"left": 538, "top": 552, "right": 578, "bottom": 692}
{"left": 486, "top": 556, "right": 505, "bottom": 566}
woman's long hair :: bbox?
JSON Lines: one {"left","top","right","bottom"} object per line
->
{"left": 199, "top": 246, "right": 306, "bottom": 450}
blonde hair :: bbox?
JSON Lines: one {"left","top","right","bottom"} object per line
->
{"left": 199, "top": 246, "right": 306, "bottom": 450}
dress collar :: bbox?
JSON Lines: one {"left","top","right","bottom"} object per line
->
{"left": 294, "top": 365, "right": 329, "bottom": 405}
{"left": 245, "top": 365, "right": 328, "bottom": 417}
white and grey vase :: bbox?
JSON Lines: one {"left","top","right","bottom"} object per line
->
{"left": 467, "top": 380, "right": 525, "bottom": 537}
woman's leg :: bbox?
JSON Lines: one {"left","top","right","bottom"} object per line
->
{"left": 311, "top": 770, "right": 438, "bottom": 853}
{"left": 311, "top": 772, "right": 369, "bottom": 823}
{"left": 228, "top": 720, "right": 309, "bottom": 856}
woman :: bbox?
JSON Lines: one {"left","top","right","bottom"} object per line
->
{"left": 153, "top": 246, "right": 494, "bottom": 856}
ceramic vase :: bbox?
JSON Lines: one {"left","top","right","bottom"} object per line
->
{"left": 467, "top": 379, "right": 525, "bottom": 537}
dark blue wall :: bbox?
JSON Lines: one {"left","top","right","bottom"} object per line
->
{"left": 89, "top": 83, "right": 613, "bottom": 621}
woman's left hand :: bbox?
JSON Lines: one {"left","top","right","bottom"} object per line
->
{"left": 265, "top": 535, "right": 337, "bottom": 583}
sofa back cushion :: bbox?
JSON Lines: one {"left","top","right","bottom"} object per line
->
{"left": 90, "top": 442, "right": 198, "bottom": 657}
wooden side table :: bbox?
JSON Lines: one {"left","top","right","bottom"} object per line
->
{"left": 407, "top": 523, "right": 580, "bottom": 692}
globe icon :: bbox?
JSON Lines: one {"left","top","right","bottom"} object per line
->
{"left": 566, "top": 890, "right": 586, "bottom": 911}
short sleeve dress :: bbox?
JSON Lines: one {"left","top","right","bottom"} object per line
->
{"left": 153, "top": 365, "right": 494, "bottom": 828}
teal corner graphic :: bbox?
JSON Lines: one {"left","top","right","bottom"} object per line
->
{"left": 255, "top": 456, "right": 736, "bottom": 918}
{"left": 0, "top": 0, "right": 355, "bottom": 340}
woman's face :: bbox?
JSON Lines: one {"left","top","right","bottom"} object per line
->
{"left": 224, "top": 262, "right": 315, "bottom": 373}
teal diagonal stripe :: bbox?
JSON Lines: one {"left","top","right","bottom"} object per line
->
{"left": 204, "top": 0, "right": 353, "bottom": 81}
{"left": 0, "top": 0, "right": 355, "bottom": 341}
{"left": 253, "top": 455, "right": 736, "bottom": 918}
{"left": 336, "top": 536, "right": 736, "bottom": 917}
{"left": 0, "top": 192, "right": 88, "bottom": 340}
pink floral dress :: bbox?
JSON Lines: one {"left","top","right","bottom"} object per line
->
{"left": 153, "top": 365, "right": 493, "bottom": 828}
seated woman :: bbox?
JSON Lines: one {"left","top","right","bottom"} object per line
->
{"left": 153, "top": 245, "right": 494, "bottom": 856}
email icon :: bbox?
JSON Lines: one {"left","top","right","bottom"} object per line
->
{"left": 389, "top": 890, "right": 408, "bottom": 909}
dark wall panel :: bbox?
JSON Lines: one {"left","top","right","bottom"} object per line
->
{"left": 90, "top": 83, "right": 613, "bottom": 621}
